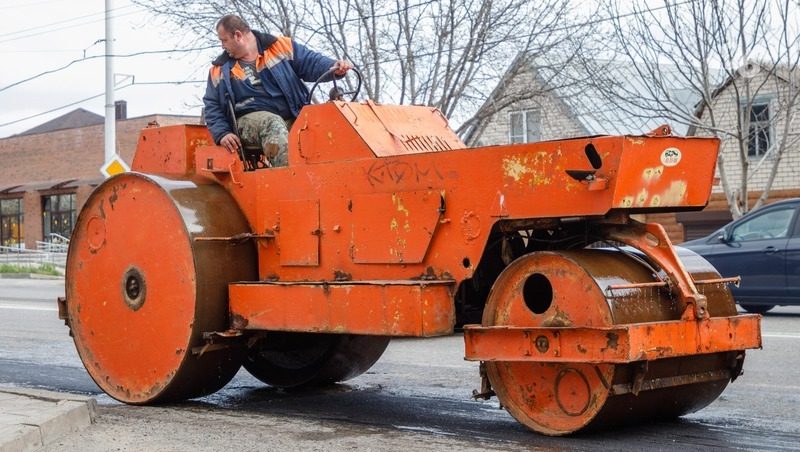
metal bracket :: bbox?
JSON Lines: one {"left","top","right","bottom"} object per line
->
{"left": 192, "top": 329, "right": 244, "bottom": 356}
{"left": 598, "top": 220, "right": 709, "bottom": 320}
{"left": 472, "top": 362, "right": 496, "bottom": 400}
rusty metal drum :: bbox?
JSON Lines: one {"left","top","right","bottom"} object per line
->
{"left": 65, "top": 173, "right": 256, "bottom": 403}
{"left": 482, "top": 248, "right": 740, "bottom": 435}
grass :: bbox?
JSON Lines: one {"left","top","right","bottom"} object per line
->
{"left": 0, "top": 263, "right": 62, "bottom": 276}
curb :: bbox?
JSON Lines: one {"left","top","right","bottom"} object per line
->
{"left": 0, "top": 387, "right": 96, "bottom": 452}
{"left": 0, "top": 274, "right": 64, "bottom": 280}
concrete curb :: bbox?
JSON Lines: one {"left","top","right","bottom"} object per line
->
{"left": 0, "top": 274, "right": 64, "bottom": 280}
{"left": 0, "top": 387, "right": 96, "bottom": 452}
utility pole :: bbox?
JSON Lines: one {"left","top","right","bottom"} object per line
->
{"left": 101, "top": 0, "right": 128, "bottom": 178}
{"left": 104, "top": 0, "right": 115, "bottom": 166}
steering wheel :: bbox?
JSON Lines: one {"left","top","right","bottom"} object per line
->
{"left": 307, "top": 66, "right": 363, "bottom": 104}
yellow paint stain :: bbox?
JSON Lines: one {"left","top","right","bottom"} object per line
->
{"left": 532, "top": 172, "right": 552, "bottom": 186}
{"left": 650, "top": 195, "right": 661, "bottom": 207}
{"left": 392, "top": 193, "right": 410, "bottom": 216}
{"left": 326, "top": 131, "right": 334, "bottom": 144}
{"left": 396, "top": 237, "right": 408, "bottom": 249}
{"left": 390, "top": 218, "right": 398, "bottom": 231}
{"left": 620, "top": 196, "right": 634, "bottom": 207}
{"left": 502, "top": 156, "right": 533, "bottom": 182}
{"left": 642, "top": 166, "right": 665, "bottom": 182}
{"left": 636, "top": 189, "right": 649, "bottom": 207}
{"left": 403, "top": 220, "right": 411, "bottom": 232}
{"left": 503, "top": 152, "right": 555, "bottom": 186}
{"left": 658, "top": 180, "right": 688, "bottom": 205}
{"left": 627, "top": 137, "right": 645, "bottom": 145}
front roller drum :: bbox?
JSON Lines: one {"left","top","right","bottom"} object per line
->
{"left": 475, "top": 249, "right": 753, "bottom": 435}
{"left": 65, "top": 173, "right": 257, "bottom": 404}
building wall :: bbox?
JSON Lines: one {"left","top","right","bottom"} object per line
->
{"left": 675, "top": 69, "right": 800, "bottom": 242}
{"left": 697, "top": 70, "right": 800, "bottom": 194}
{"left": 467, "top": 69, "right": 587, "bottom": 147}
{"left": 0, "top": 115, "right": 199, "bottom": 249}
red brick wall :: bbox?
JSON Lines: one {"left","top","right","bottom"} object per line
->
{"left": 0, "top": 115, "right": 200, "bottom": 248}
{"left": 22, "top": 191, "right": 41, "bottom": 250}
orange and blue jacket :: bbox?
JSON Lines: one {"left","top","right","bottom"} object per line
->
{"left": 203, "top": 31, "right": 336, "bottom": 144}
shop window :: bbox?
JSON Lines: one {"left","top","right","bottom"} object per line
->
{"left": 0, "top": 198, "right": 24, "bottom": 248}
{"left": 42, "top": 193, "right": 76, "bottom": 241}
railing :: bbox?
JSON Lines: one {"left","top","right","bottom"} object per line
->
{"left": 0, "top": 234, "right": 69, "bottom": 271}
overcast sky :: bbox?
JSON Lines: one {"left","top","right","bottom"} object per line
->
{"left": 0, "top": 0, "right": 218, "bottom": 138}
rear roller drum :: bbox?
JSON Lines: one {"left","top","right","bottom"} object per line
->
{"left": 66, "top": 173, "right": 257, "bottom": 404}
{"left": 244, "top": 333, "right": 390, "bottom": 388}
{"left": 482, "top": 248, "right": 740, "bottom": 435}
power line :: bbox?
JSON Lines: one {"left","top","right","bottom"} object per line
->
{"left": 0, "top": 77, "right": 205, "bottom": 130}
{"left": 0, "top": 5, "right": 135, "bottom": 39}
{"left": 0, "top": 90, "right": 116, "bottom": 129}
{"left": 0, "top": 8, "right": 143, "bottom": 44}
{"left": 3, "top": 0, "right": 69, "bottom": 10}
{"left": 0, "top": 46, "right": 216, "bottom": 93}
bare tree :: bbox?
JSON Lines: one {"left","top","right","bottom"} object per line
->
{"left": 133, "top": 0, "right": 583, "bottom": 135}
{"left": 573, "top": 0, "right": 800, "bottom": 218}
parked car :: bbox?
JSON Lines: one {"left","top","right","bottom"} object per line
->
{"left": 681, "top": 198, "right": 800, "bottom": 314}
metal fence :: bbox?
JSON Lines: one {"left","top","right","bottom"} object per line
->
{"left": 0, "top": 234, "right": 68, "bottom": 271}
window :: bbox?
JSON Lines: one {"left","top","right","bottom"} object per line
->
{"left": 745, "top": 102, "right": 771, "bottom": 158}
{"left": 509, "top": 110, "right": 541, "bottom": 144}
{"left": 731, "top": 207, "right": 794, "bottom": 241}
{"left": 0, "top": 198, "right": 24, "bottom": 248}
{"left": 42, "top": 193, "right": 76, "bottom": 241}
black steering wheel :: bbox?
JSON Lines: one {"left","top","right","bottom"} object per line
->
{"left": 307, "top": 66, "right": 363, "bottom": 104}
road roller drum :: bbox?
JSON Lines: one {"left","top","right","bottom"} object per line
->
{"left": 478, "top": 248, "right": 741, "bottom": 435}
{"left": 60, "top": 99, "right": 761, "bottom": 435}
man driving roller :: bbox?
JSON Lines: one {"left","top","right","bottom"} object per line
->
{"left": 203, "top": 14, "right": 352, "bottom": 168}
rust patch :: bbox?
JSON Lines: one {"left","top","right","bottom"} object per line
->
{"left": 543, "top": 309, "right": 572, "bottom": 327}
{"left": 109, "top": 186, "right": 119, "bottom": 210}
{"left": 418, "top": 266, "right": 438, "bottom": 280}
{"left": 333, "top": 270, "right": 352, "bottom": 281}
{"left": 606, "top": 332, "right": 619, "bottom": 350}
{"left": 230, "top": 314, "right": 249, "bottom": 329}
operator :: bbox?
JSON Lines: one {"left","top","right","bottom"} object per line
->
{"left": 203, "top": 14, "right": 352, "bottom": 168}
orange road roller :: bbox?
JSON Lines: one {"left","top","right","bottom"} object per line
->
{"left": 59, "top": 98, "right": 761, "bottom": 435}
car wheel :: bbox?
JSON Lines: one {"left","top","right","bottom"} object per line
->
{"left": 740, "top": 304, "right": 775, "bottom": 314}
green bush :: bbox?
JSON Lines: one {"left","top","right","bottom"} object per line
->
{"left": 0, "top": 263, "right": 62, "bottom": 276}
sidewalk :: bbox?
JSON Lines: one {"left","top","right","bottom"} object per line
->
{"left": 0, "top": 387, "right": 96, "bottom": 452}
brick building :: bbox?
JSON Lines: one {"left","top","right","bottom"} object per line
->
{"left": 0, "top": 101, "right": 199, "bottom": 249}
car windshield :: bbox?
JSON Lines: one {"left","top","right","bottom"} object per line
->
{"left": 730, "top": 207, "right": 795, "bottom": 241}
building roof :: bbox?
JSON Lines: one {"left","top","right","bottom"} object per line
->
{"left": 462, "top": 53, "right": 591, "bottom": 145}
{"left": 17, "top": 108, "right": 104, "bottom": 136}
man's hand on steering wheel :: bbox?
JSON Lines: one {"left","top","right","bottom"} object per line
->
{"left": 332, "top": 60, "right": 353, "bottom": 76}
{"left": 307, "top": 64, "right": 363, "bottom": 103}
